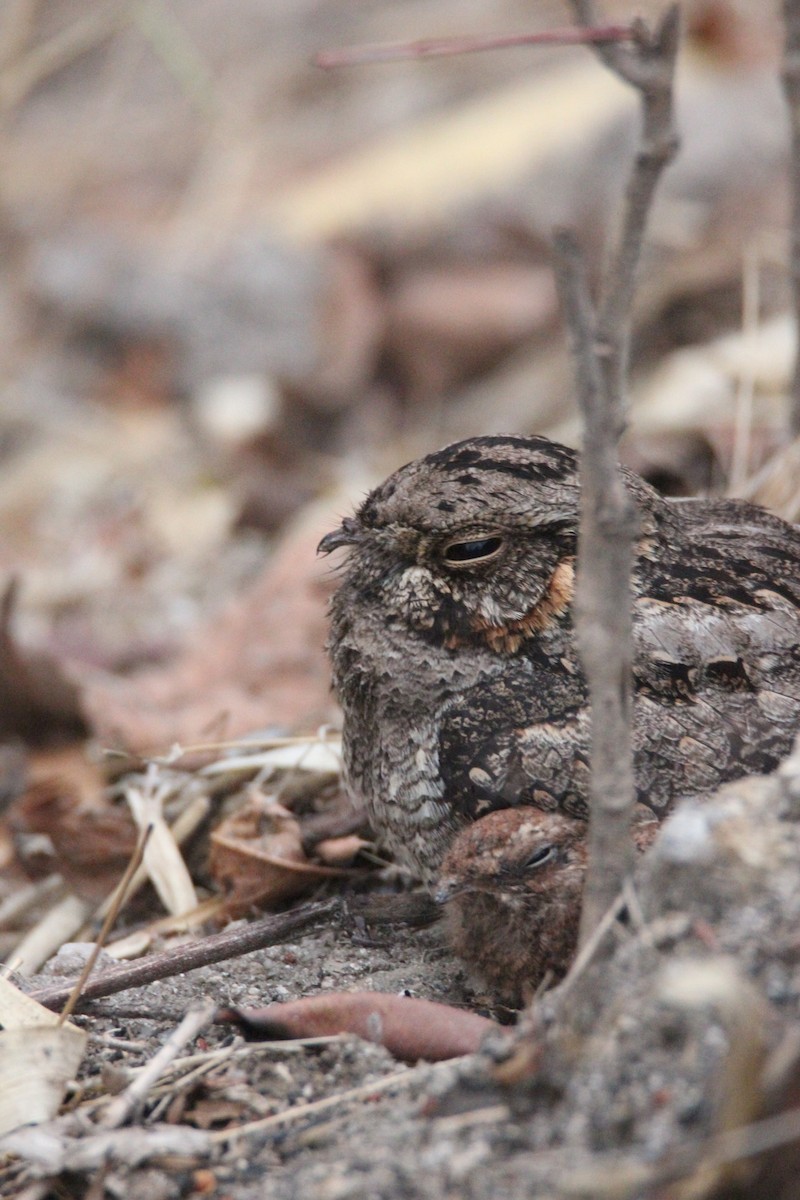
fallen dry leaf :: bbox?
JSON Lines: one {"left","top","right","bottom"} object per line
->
{"left": 741, "top": 434, "right": 800, "bottom": 522}
{"left": 124, "top": 767, "right": 199, "bottom": 917}
{"left": 0, "top": 975, "right": 87, "bottom": 1135}
{"left": 9, "top": 752, "right": 136, "bottom": 899}
{"left": 264, "top": 58, "right": 631, "bottom": 239}
{"left": 0, "top": 580, "right": 88, "bottom": 747}
{"left": 217, "top": 992, "right": 502, "bottom": 1063}
{"left": 209, "top": 793, "right": 350, "bottom": 918}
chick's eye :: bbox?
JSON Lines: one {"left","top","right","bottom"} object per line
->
{"left": 525, "top": 844, "right": 555, "bottom": 869}
{"left": 443, "top": 535, "right": 504, "bottom": 564}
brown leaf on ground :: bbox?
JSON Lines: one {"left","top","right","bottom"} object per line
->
{"left": 209, "top": 794, "right": 351, "bottom": 919}
{"left": 75, "top": 498, "right": 350, "bottom": 754}
{"left": 0, "top": 580, "right": 88, "bottom": 747}
{"left": 217, "top": 992, "right": 502, "bottom": 1063}
{"left": 8, "top": 746, "right": 135, "bottom": 898}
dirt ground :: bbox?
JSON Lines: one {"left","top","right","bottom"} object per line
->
{"left": 12, "top": 754, "right": 800, "bottom": 1199}
{"left": 34, "top": 917, "right": 473, "bottom": 1200}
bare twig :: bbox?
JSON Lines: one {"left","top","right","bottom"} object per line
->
{"left": 58, "top": 825, "right": 152, "bottom": 1025}
{"left": 555, "top": 229, "right": 639, "bottom": 939}
{"left": 548, "top": 884, "right": 629, "bottom": 1002}
{"left": 553, "top": 5, "right": 680, "bottom": 943}
{"left": 782, "top": 0, "right": 800, "bottom": 436}
{"left": 548, "top": 1102, "right": 800, "bottom": 1197}
{"left": 11, "top": 893, "right": 94, "bottom": 977}
{"left": 88, "top": 792, "right": 209, "bottom": 927}
{"left": 572, "top": 2, "right": 681, "bottom": 409}
{"left": 101, "top": 1000, "right": 216, "bottom": 1128}
{"left": 30, "top": 897, "right": 339, "bottom": 1011}
{"left": 314, "top": 24, "right": 636, "bottom": 69}
{"left": 210, "top": 1058, "right": 459, "bottom": 1145}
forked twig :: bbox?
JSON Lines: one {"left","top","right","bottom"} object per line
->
{"left": 553, "top": 4, "right": 680, "bottom": 945}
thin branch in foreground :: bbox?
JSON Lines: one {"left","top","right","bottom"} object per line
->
{"left": 30, "top": 897, "right": 340, "bottom": 1012}
{"left": 554, "top": 231, "right": 638, "bottom": 944}
{"left": 574, "top": 2, "right": 681, "bottom": 408}
{"left": 58, "top": 824, "right": 153, "bottom": 1024}
{"left": 782, "top": 0, "right": 800, "bottom": 436}
{"left": 314, "top": 24, "right": 636, "bottom": 69}
{"left": 552, "top": 5, "right": 680, "bottom": 946}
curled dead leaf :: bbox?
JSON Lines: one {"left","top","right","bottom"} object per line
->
{"left": 217, "top": 991, "right": 502, "bottom": 1063}
{"left": 209, "top": 793, "right": 354, "bottom": 918}
{"left": 9, "top": 751, "right": 136, "bottom": 899}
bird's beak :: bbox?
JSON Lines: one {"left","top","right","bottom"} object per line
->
{"left": 433, "top": 878, "right": 457, "bottom": 905}
{"left": 317, "top": 517, "right": 361, "bottom": 555}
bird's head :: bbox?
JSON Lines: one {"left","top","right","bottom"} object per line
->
{"left": 319, "top": 436, "right": 580, "bottom": 654}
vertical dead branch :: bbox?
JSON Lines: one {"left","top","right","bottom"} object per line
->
{"left": 783, "top": 0, "right": 800, "bottom": 437}
{"left": 554, "top": 5, "right": 680, "bottom": 943}
{"left": 554, "top": 231, "right": 639, "bottom": 939}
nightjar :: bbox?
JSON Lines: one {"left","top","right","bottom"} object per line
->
{"left": 319, "top": 435, "right": 800, "bottom": 883}
{"left": 436, "top": 806, "right": 659, "bottom": 1007}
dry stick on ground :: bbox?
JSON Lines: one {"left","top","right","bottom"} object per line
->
{"left": 30, "top": 897, "right": 339, "bottom": 1012}
{"left": 783, "top": 0, "right": 800, "bottom": 437}
{"left": 101, "top": 1000, "right": 217, "bottom": 1129}
{"left": 58, "top": 824, "right": 152, "bottom": 1024}
{"left": 554, "top": 3, "right": 680, "bottom": 944}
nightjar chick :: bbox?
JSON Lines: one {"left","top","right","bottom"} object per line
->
{"left": 319, "top": 435, "right": 800, "bottom": 884}
{"left": 436, "top": 806, "right": 659, "bottom": 1007}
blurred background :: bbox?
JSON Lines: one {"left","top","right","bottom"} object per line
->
{"left": 0, "top": 0, "right": 796, "bottom": 751}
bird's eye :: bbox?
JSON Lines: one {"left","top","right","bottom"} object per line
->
{"left": 525, "top": 844, "right": 555, "bottom": 869}
{"left": 443, "top": 535, "right": 504, "bottom": 565}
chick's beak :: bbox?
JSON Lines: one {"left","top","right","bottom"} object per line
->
{"left": 433, "top": 877, "right": 457, "bottom": 906}
{"left": 317, "top": 517, "right": 361, "bottom": 555}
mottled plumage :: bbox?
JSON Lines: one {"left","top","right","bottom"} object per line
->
{"left": 320, "top": 435, "right": 800, "bottom": 882}
{"left": 436, "top": 806, "right": 658, "bottom": 1007}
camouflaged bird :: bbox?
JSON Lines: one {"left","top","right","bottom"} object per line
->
{"left": 319, "top": 435, "right": 800, "bottom": 884}
{"left": 436, "top": 805, "right": 659, "bottom": 1007}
